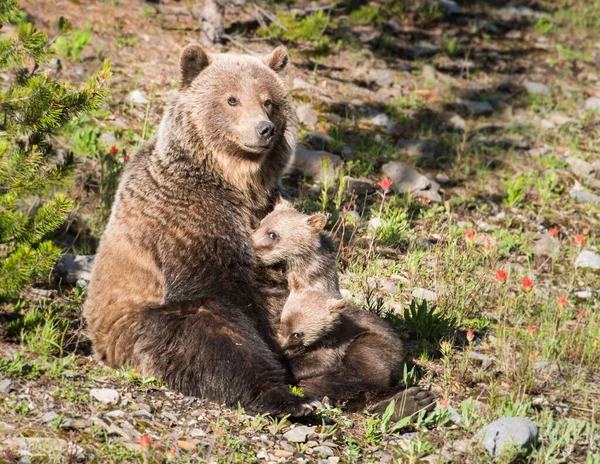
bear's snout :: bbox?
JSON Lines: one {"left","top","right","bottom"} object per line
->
{"left": 256, "top": 121, "right": 275, "bottom": 144}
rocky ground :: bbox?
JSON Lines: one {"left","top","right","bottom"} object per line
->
{"left": 1, "top": 0, "right": 600, "bottom": 462}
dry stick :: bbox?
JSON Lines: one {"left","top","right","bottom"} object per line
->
{"left": 222, "top": 34, "right": 259, "bottom": 56}
{"left": 253, "top": 2, "right": 288, "bottom": 31}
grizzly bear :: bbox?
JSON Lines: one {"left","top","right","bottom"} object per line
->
{"left": 83, "top": 44, "right": 319, "bottom": 416}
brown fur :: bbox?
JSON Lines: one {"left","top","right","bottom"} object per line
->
{"left": 83, "top": 45, "right": 320, "bottom": 416}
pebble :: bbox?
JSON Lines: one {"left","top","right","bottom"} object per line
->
{"left": 283, "top": 148, "right": 342, "bottom": 182}
{"left": 466, "top": 100, "right": 494, "bottom": 116}
{"left": 344, "top": 177, "right": 374, "bottom": 196}
{"left": 296, "top": 104, "right": 318, "bottom": 129}
{"left": 476, "top": 417, "right": 538, "bottom": 457}
{"left": 575, "top": 250, "right": 600, "bottom": 269}
{"left": 396, "top": 139, "right": 442, "bottom": 162}
{"left": 523, "top": 81, "right": 550, "bottom": 96}
{"left": 435, "top": 173, "right": 450, "bottom": 184}
{"left": 531, "top": 233, "right": 560, "bottom": 257}
{"left": 366, "top": 113, "right": 395, "bottom": 132}
{"left": 571, "top": 189, "right": 600, "bottom": 203}
{"left": 105, "top": 409, "right": 126, "bottom": 418}
{"left": 574, "top": 289, "right": 592, "bottom": 299}
{"left": 0, "top": 378, "right": 14, "bottom": 395}
{"left": 283, "top": 425, "right": 316, "bottom": 443}
{"left": 54, "top": 254, "right": 95, "bottom": 283}
{"left": 40, "top": 412, "right": 59, "bottom": 423}
{"left": 61, "top": 418, "right": 91, "bottom": 430}
{"left": 566, "top": 156, "right": 595, "bottom": 177}
{"left": 380, "top": 281, "right": 399, "bottom": 295}
{"left": 412, "top": 288, "right": 437, "bottom": 301}
{"left": 447, "top": 406, "right": 461, "bottom": 424}
{"left": 468, "top": 352, "right": 493, "bottom": 369}
{"left": 448, "top": 114, "right": 466, "bottom": 130}
{"left": 439, "top": 0, "right": 461, "bottom": 14}
{"left": 381, "top": 161, "right": 431, "bottom": 194}
{"left": 313, "top": 445, "right": 334, "bottom": 457}
{"left": 90, "top": 388, "right": 120, "bottom": 405}
{"left": 177, "top": 440, "right": 195, "bottom": 451}
{"left": 99, "top": 132, "right": 118, "bottom": 145}
{"left": 584, "top": 97, "right": 600, "bottom": 112}
{"left": 127, "top": 89, "right": 149, "bottom": 105}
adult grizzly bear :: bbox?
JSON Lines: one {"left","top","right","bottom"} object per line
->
{"left": 83, "top": 44, "right": 318, "bottom": 416}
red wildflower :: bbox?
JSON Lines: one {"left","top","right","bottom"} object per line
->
{"left": 495, "top": 269, "right": 507, "bottom": 282}
{"left": 464, "top": 230, "right": 475, "bottom": 240}
{"left": 444, "top": 200, "right": 450, "bottom": 209}
{"left": 466, "top": 328, "right": 474, "bottom": 342}
{"left": 378, "top": 177, "right": 393, "bottom": 193}
{"left": 529, "top": 327, "right": 538, "bottom": 335}
{"left": 124, "top": 154, "right": 130, "bottom": 162}
{"left": 548, "top": 228, "right": 559, "bottom": 237}
{"left": 557, "top": 296, "right": 567, "bottom": 307}
{"left": 439, "top": 398, "right": 449, "bottom": 408}
{"left": 484, "top": 236, "right": 492, "bottom": 250}
{"left": 573, "top": 235, "right": 586, "bottom": 246}
{"left": 139, "top": 435, "right": 152, "bottom": 448}
{"left": 522, "top": 277, "right": 533, "bottom": 290}
{"left": 110, "top": 146, "right": 118, "bottom": 156}
{"left": 530, "top": 354, "right": 537, "bottom": 361}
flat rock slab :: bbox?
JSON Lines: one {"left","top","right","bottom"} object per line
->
{"left": 90, "top": 388, "right": 120, "bottom": 405}
{"left": 381, "top": 161, "right": 431, "bottom": 194}
{"left": 476, "top": 417, "right": 538, "bottom": 456}
{"left": 296, "top": 104, "right": 318, "bottom": 129}
{"left": 283, "top": 425, "right": 316, "bottom": 443}
{"left": 571, "top": 189, "right": 600, "bottom": 203}
{"left": 284, "top": 148, "right": 342, "bottom": 182}
{"left": 396, "top": 139, "right": 442, "bottom": 162}
{"left": 584, "top": 97, "right": 600, "bottom": 112}
{"left": 55, "top": 254, "right": 95, "bottom": 283}
{"left": 575, "top": 250, "right": 600, "bottom": 269}
{"left": 523, "top": 81, "right": 550, "bottom": 96}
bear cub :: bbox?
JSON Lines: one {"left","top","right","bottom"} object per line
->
{"left": 252, "top": 202, "right": 406, "bottom": 406}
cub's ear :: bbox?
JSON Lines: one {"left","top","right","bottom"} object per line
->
{"left": 306, "top": 214, "right": 327, "bottom": 231}
{"left": 180, "top": 44, "right": 210, "bottom": 89}
{"left": 263, "top": 45, "right": 290, "bottom": 73}
{"left": 287, "top": 273, "right": 303, "bottom": 292}
{"left": 326, "top": 299, "right": 346, "bottom": 314}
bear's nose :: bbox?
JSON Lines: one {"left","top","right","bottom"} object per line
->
{"left": 256, "top": 121, "right": 275, "bottom": 141}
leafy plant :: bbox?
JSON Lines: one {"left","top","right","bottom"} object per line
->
{"left": 0, "top": 0, "right": 109, "bottom": 299}
{"left": 403, "top": 299, "right": 456, "bottom": 342}
{"left": 54, "top": 24, "right": 93, "bottom": 61}
{"left": 502, "top": 174, "right": 529, "bottom": 208}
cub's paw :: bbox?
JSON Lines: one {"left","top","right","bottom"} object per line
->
{"left": 256, "top": 388, "right": 321, "bottom": 417}
{"left": 370, "top": 387, "right": 438, "bottom": 421}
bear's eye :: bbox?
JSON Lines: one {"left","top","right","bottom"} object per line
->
{"left": 263, "top": 99, "right": 273, "bottom": 109}
{"left": 268, "top": 231, "right": 277, "bottom": 240}
{"left": 292, "top": 333, "right": 302, "bottom": 339}
{"left": 228, "top": 97, "right": 239, "bottom": 107}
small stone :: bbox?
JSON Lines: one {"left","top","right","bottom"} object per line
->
{"left": 41, "top": 412, "right": 59, "bottom": 423}
{"left": 177, "top": 440, "right": 195, "bottom": 451}
{"left": 476, "top": 417, "right": 539, "bottom": 457}
{"left": 105, "top": 409, "right": 126, "bottom": 419}
{"left": 439, "top": 0, "right": 461, "bottom": 14}
{"left": 283, "top": 148, "right": 342, "bottom": 182}
{"left": 448, "top": 114, "right": 466, "bottom": 130}
{"left": 571, "top": 189, "right": 600, "bottom": 203}
{"left": 380, "top": 281, "right": 398, "bottom": 295}
{"left": 190, "top": 428, "right": 206, "bottom": 438}
{"left": 369, "top": 68, "right": 395, "bottom": 87}
{"left": 575, "top": 250, "right": 600, "bottom": 269}
{"left": 396, "top": 139, "right": 442, "bottom": 162}
{"left": 412, "top": 288, "right": 437, "bottom": 301}
{"left": 132, "top": 409, "right": 152, "bottom": 418}
{"left": 584, "top": 97, "right": 600, "bottom": 112}
{"left": 127, "top": 89, "right": 149, "bottom": 105}
{"left": 273, "top": 449, "right": 294, "bottom": 458}
{"left": 422, "top": 65, "right": 437, "bottom": 83}
{"left": 523, "top": 81, "right": 550, "bottom": 96}
{"left": 549, "top": 113, "right": 573, "bottom": 126}
{"left": 447, "top": 406, "right": 461, "bottom": 424}
{"left": 368, "top": 217, "right": 382, "bottom": 231}
{"left": 54, "top": 254, "right": 95, "bottom": 283}
{"left": 90, "top": 388, "right": 120, "bottom": 405}
{"left": 283, "top": 425, "right": 316, "bottom": 443}
{"left": 341, "top": 146, "right": 355, "bottom": 157}
{"left": 61, "top": 418, "right": 91, "bottom": 430}
{"left": 305, "top": 131, "right": 334, "bottom": 150}
{"left": 566, "top": 157, "right": 595, "bottom": 177}
{"left": 381, "top": 161, "right": 430, "bottom": 194}
{"left": 366, "top": 113, "right": 394, "bottom": 131}
{"left": 328, "top": 458, "right": 340, "bottom": 464}
{"left": 415, "top": 238, "right": 435, "bottom": 249}
{"left": 99, "top": 132, "right": 118, "bottom": 145}
{"left": 313, "top": 445, "right": 334, "bottom": 457}
{"left": 344, "top": 177, "right": 374, "bottom": 196}
{"left": 466, "top": 100, "right": 494, "bottom": 116}
{"left": 468, "top": 352, "right": 493, "bottom": 369}
{"left": 161, "top": 411, "right": 178, "bottom": 423}
{"left": 0, "top": 378, "right": 15, "bottom": 395}
{"left": 435, "top": 173, "right": 450, "bottom": 184}
{"left": 296, "top": 105, "right": 318, "bottom": 130}
{"left": 532, "top": 233, "right": 560, "bottom": 257}
{"left": 574, "top": 289, "right": 592, "bottom": 299}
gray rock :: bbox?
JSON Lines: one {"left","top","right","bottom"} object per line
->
{"left": 90, "top": 388, "right": 120, "bottom": 405}
{"left": 574, "top": 289, "right": 592, "bottom": 299}
{"left": 368, "top": 217, "right": 382, "bottom": 231}
{"left": 105, "top": 409, "right": 126, "bottom": 419}
{"left": 575, "top": 250, "right": 600, "bottom": 269}
{"left": 422, "top": 65, "right": 437, "bottom": 83}
{"left": 0, "top": 378, "right": 15, "bottom": 395}
{"left": 466, "top": 100, "right": 494, "bottom": 116}
{"left": 415, "top": 238, "right": 435, "bottom": 249}
{"left": 345, "top": 210, "right": 361, "bottom": 222}
{"left": 190, "top": 428, "right": 206, "bottom": 438}
{"left": 584, "top": 97, "right": 600, "bottom": 112}
{"left": 396, "top": 139, "right": 442, "bottom": 162}
{"left": 369, "top": 68, "right": 395, "bottom": 87}
{"left": 571, "top": 189, "right": 600, "bottom": 203}
{"left": 296, "top": 105, "right": 318, "bottom": 129}
{"left": 380, "top": 280, "right": 399, "bottom": 295}
{"left": 54, "top": 254, "right": 95, "bottom": 283}
{"left": 412, "top": 288, "right": 437, "bottom": 301}
{"left": 476, "top": 417, "right": 538, "bottom": 457}
{"left": 313, "top": 446, "right": 334, "bottom": 457}
{"left": 61, "top": 418, "right": 91, "bottom": 430}
{"left": 99, "top": 132, "right": 118, "bottom": 145}
{"left": 344, "top": 177, "right": 374, "bottom": 196}
{"left": 305, "top": 131, "right": 335, "bottom": 150}
{"left": 532, "top": 233, "right": 560, "bottom": 257}
{"left": 448, "top": 114, "right": 466, "bottom": 130}
{"left": 439, "top": 0, "right": 461, "bottom": 14}
{"left": 566, "top": 156, "right": 595, "bottom": 177}
{"left": 381, "top": 161, "right": 431, "bottom": 194}
{"left": 366, "top": 113, "right": 395, "bottom": 131}
{"left": 341, "top": 146, "right": 355, "bottom": 157}
{"left": 283, "top": 425, "right": 316, "bottom": 443}
{"left": 41, "top": 412, "right": 59, "bottom": 423}
{"left": 468, "top": 352, "right": 493, "bottom": 369}
{"left": 436, "top": 173, "right": 450, "bottom": 184}
{"left": 523, "top": 81, "right": 550, "bottom": 96}
{"left": 127, "top": 89, "right": 149, "bottom": 105}
{"left": 447, "top": 406, "right": 461, "bottom": 424}
{"left": 284, "top": 148, "right": 342, "bottom": 182}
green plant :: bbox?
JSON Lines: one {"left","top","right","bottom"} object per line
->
{"left": 444, "top": 38, "right": 459, "bottom": 56}
{"left": 0, "top": 0, "right": 109, "bottom": 300}
{"left": 259, "top": 10, "right": 331, "bottom": 56}
{"left": 534, "top": 18, "right": 554, "bottom": 34}
{"left": 403, "top": 299, "right": 456, "bottom": 342}
{"left": 502, "top": 174, "right": 529, "bottom": 208}
{"left": 54, "top": 24, "right": 93, "bottom": 61}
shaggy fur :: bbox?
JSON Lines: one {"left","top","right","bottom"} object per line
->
{"left": 83, "top": 44, "right": 319, "bottom": 416}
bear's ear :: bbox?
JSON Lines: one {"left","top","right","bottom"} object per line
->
{"left": 326, "top": 299, "right": 346, "bottom": 314}
{"left": 306, "top": 214, "right": 327, "bottom": 232}
{"left": 180, "top": 44, "right": 210, "bottom": 89}
{"left": 263, "top": 45, "right": 290, "bottom": 73}
{"left": 287, "top": 273, "right": 303, "bottom": 292}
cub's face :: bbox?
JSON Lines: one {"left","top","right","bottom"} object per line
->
{"left": 277, "top": 288, "right": 345, "bottom": 355}
{"left": 252, "top": 202, "right": 326, "bottom": 266}
{"left": 179, "top": 45, "right": 294, "bottom": 160}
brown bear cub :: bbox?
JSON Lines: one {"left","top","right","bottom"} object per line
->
{"left": 253, "top": 204, "right": 437, "bottom": 416}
